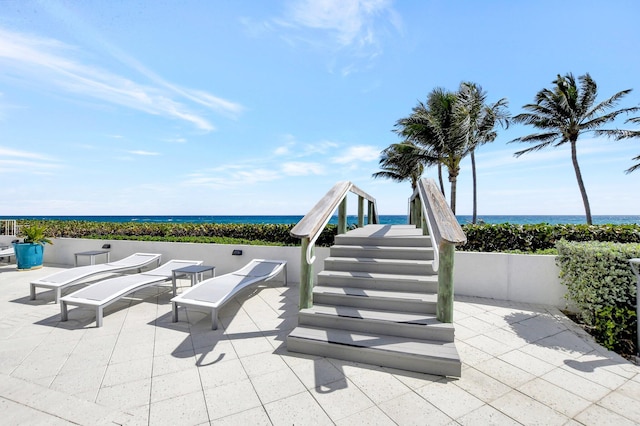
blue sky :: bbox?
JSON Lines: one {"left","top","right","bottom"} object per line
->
{"left": 0, "top": 0, "right": 639, "bottom": 217}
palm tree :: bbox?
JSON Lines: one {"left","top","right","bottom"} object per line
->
{"left": 372, "top": 142, "right": 425, "bottom": 190}
{"left": 394, "top": 101, "right": 447, "bottom": 197}
{"left": 456, "top": 82, "right": 510, "bottom": 223}
{"left": 510, "top": 73, "right": 639, "bottom": 225}
{"left": 401, "top": 88, "right": 468, "bottom": 213}
{"left": 612, "top": 116, "right": 640, "bottom": 173}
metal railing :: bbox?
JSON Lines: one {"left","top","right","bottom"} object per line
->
{"left": 290, "top": 181, "right": 379, "bottom": 309}
{"left": 409, "top": 178, "right": 466, "bottom": 323}
{"left": 0, "top": 220, "right": 17, "bottom": 236}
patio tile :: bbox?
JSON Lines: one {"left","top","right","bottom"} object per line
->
{"left": 289, "top": 356, "right": 346, "bottom": 390}
{"left": 150, "top": 367, "right": 202, "bottom": 403}
{"left": 560, "top": 354, "right": 631, "bottom": 390}
{"left": 211, "top": 406, "right": 272, "bottom": 426}
{"left": 616, "top": 377, "right": 640, "bottom": 402}
{"left": 597, "top": 391, "right": 640, "bottom": 423}
{"left": 11, "top": 353, "right": 68, "bottom": 382}
{"left": 109, "top": 340, "right": 155, "bottom": 364}
{"left": 490, "top": 390, "right": 569, "bottom": 425}
{"left": 498, "top": 349, "right": 556, "bottom": 377}
{"left": 473, "top": 357, "right": 536, "bottom": 388}
{"left": 49, "top": 364, "right": 106, "bottom": 396}
{"left": 197, "top": 357, "right": 249, "bottom": 389}
{"left": 148, "top": 390, "right": 209, "bottom": 426}
{"left": 574, "top": 404, "right": 639, "bottom": 426}
{"left": 264, "top": 391, "right": 333, "bottom": 426}
{"left": 456, "top": 341, "right": 494, "bottom": 366}
{"left": 228, "top": 334, "right": 275, "bottom": 358}
{"left": 384, "top": 367, "right": 444, "bottom": 390}
{"left": 455, "top": 367, "right": 511, "bottom": 403}
{"left": 457, "top": 404, "right": 521, "bottom": 426}
{"left": 95, "top": 377, "right": 151, "bottom": 411}
{"left": 517, "top": 378, "right": 591, "bottom": 418}
{"left": 378, "top": 390, "right": 452, "bottom": 426}
{"left": 152, "top": 351, "right": 197, "bottom": 377}
{"left": 347, "top": 366, "right": 412, "bottom": 404}
{"left": 415, "top": 380, "right": 485, "bottom": 419}
{"left": 250, "top": 365, "right": 306, "bottom": 404}
{"left": 102, "top": 357, "right": 153, "bottom": 388}
{"left": 464, "top": 334, "right": 513, "bottom": 357}
{"left": 240, "top": 350, "right": 288, "bottom": 377}
{"left": 334, "top": 405, "right": 396, "bottom": 425}
{"left": 310, "top": 378, "right": 375, "bottom": 421}
{"left": 203, "top": 378, "right": 261, "bottom": 420}
{"left": 541, "top": 367, "right": 611, "bottom": 402}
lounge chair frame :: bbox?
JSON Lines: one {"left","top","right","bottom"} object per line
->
{"left": 60, "top": 259, "right": 203, "bottom": 327}
{"left": 31, "top": 252, "right": 161, "bottom": 302}
{"left": 171, "top": 259, "right": 287, "bottom": 330}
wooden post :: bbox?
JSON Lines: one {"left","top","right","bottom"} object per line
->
{"left": 436, "top": 242, "right": 455, "bottom": 323}
{"left": 421, "top": 216, "right": 429, "bottom": 236}
{"left": 338, "top": 198, "right": 347, "bottom": 234}
{"left": 299, "top": 238, "right": 314, "bottom": 309}
{"left": 358, "top": 196, "right": 364, "bottom": 228}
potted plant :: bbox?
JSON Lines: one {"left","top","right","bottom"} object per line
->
{"left": 14, "top": 225, "right": 53, "bottom": 270}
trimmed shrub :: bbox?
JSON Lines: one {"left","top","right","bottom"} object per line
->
{"left": 461, "top": 224, "right": 640, "bottom": 253}
{"left": 16, "top": 220, "right": 339, "bottom": 247}
{"left": 555, "top": 240, "right": 639, "bottom": 354}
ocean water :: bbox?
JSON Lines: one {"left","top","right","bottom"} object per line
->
{"left": 4, "top": 215, "right": 640, "bottom": 225}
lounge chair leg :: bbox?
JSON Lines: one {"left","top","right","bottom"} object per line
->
{"left": 211, "top": 309, "right": 218, "bottom": 330}
{"left": 30, "top": 284, "right": 36, "bottom": 300}
{"left": 55, "top": 289, "right": 61, "bottom": 304}
{"left": 60, "top": 301, "right": 68, "bottom": 322}
{"left": 172, "top": 302, "right": 178, "bottom": 323}
{"left": 96, "top": 307, "right": 103, "bottom": 328}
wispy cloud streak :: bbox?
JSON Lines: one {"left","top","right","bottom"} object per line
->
{"left": 0, "top": 28, "right": 243, "bottom": 131}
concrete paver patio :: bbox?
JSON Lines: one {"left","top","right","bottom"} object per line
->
{"left": 1, "top": 263, "right": 639, "bottom": 425}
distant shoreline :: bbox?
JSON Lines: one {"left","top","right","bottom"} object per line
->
{"left": 4, "top": 215, "right": 640, "bottom": 226}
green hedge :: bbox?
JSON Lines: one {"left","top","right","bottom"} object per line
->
{"left": 16, "top": 220, "right": 339, "bottom": 247}
{"left": 556, "top": 240, "right": 638, "bottom": 354}
{"left": 460, "top": 224, "right": 640, "bottom": 253}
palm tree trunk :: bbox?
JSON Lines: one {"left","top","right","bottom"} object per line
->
{"left": 471, "top": 150, "right": 477, "bottom": 224}
{"left": 570, "top": 140, "right": 593, "bottom": 225}
{"left": 438, "top": 164, "right": 445, "bottom": 199}
{"left": 449, "top": 172, "right": 458, "bottom": 214}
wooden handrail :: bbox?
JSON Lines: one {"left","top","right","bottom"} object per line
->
{"left": 410, "top": 178, "right": 466, "bottom": 323}
{"left": 291, "top": 181, "right": 379, "bottom": 309}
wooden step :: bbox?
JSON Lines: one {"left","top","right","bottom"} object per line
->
{"left": 323, "top": 257, "right": 435, "bottom": 275}
{"left": 298, "top": 304, "right": 454, "bottom": 341}
{"left": 330, "top": 244, "right": 435, "bottom": 261}
{"left": 287, "top": 326, "right": 461, "bottom": 377}
{"left": 317, "top": 270, "right": 438, "bottom": 293}
{"left": 312, "top": 286, "right": 437, "bottom": 313}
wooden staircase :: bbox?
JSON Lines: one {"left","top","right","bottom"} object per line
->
{"left": 287, "top": 224, "right": 461, "bottom": 377}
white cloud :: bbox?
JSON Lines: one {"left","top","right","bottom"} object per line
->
{"left": 282, "top": 161, "right": 325, "bottom": 175}
{"left": 332, "top": 145, "right": 380, "bottom": 164}
{"left": 127, "top": 150, "right": 160, "bottom": 156}
{"left": 0, "top": 27, "right": 243, "bottom": 131}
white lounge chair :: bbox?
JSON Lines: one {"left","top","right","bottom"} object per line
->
{"left": 30, "top": 252, "right": 161, "bottom": 302}
{"left": 60, "top": 259, "right": 203, "bottom": 327}
{"left": 171, "top": 259, "right": 287, "bottom": 330}
{"left": 0, "top": 246, "right": 15, "bottom": 263}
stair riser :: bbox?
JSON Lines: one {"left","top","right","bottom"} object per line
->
{"left": 330, "top": 246, "right": 434, "bottom": 261}
{"left": 334, "top": 236, "right": 432, "bottom": 248}
{"left": 324, "top": 260, "right": 435, "bottom": 275}
{"left": 318, "top": 273, "right": 438, "bottom": 293}
{"left": 313, "top": 292, "right": 437, "bottom": 314}
{"left": 298, "top": 313, "right": 454, "bottom": 342}
{"left": 286, "top": 337, "right": 461, "bottom": 377}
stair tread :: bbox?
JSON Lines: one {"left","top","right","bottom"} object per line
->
{"left": 288, "top": 326, "right": 460, "bottom": 362}
{"left": 318, "top": 270, "right": 437, "bottom": 282}
{"left": 313, "top": 286, "right": 437, "bottom": 302}
{"left": 332, "top": 244, "right": 433, "bottom": 251}
{"left": 301, "top": 304, "right": 449, "bottom": 326}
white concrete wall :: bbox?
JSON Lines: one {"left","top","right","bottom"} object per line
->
{"left": 41, "top": 238, "right": 567, "bottom": 308}
{"left": 43, "top": 238, "right": 330, "bottom": 285}
{"left": 454, "top": 251, "right": 568, "bottom": 308}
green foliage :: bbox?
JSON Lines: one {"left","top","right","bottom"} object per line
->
{"left": 556, "top": 239, "right": 638, "bottom": 323}
{"left": 17, "top": 220, "right": 338, "bottom": 247}
{"left": 19, "top": 225, "right": 53, "bottom": 245}
{"left": 460, "top": 223, "right": 640, "bottom": 253}
{"left": 591, "top": 306, "right": 637, "bottom": 355}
